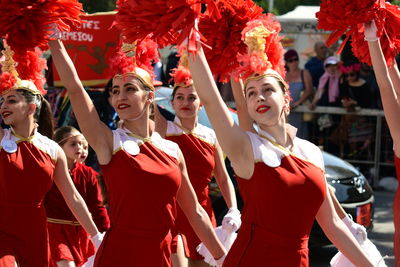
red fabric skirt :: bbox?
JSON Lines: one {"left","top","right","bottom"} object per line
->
{"left": 48, "top": 223, "right": 95, "bottom": 266}
{"left": 171, "top": 198, "right": 216, "bottom": 260}
{"left": 222, "top": 223, "right": 309, "bottom": 267}
{"left": 94, "top": 226, "right": 172, "bottom": 267}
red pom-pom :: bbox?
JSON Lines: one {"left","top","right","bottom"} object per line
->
{"left": 235, "top": 14, "right": 286, "bottom": 80}
{"left": 136, "top": 36, "right": 160, "bottom": 77}
{"left": 170, "top": 65, "right": 192, "bottom": 87}
{"left": 351, "top": 2, "right": 400, "bottom": 67}
{"left": 317, "top": 0, "right": 400, "bottom": 67}
{"left": 115, "top": 0, "right": 220, "bottom": 54}
{"left": 13, "top": 49, "right": 47, "bottom": 95}
{"left": 317, "top": 0, "right": 378, "bottom": 48}
{"left": 0, "top": 0, "right": 84, "bottom": 54}
{"left": 109, "top": 36, "right": 160, "bottom": 79}
{"left": 0, "top": 72, "right": 18, "bottom": 94}
{"left": 199, "top": 0, "right": 264, "bottom": 82}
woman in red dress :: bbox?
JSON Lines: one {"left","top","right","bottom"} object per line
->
{"left": 365, "top": 20, "right": 400, "bottom": 266}
{"left": 0, "top": 48, "right": 101, "bottom": 267}
{"left": 186, "top": 20, "right": 375, "bottom": 266}
{"left": 45, "top": 126, "right": 110, "bottom": 267}
{"left": 48, "top": 38, "right": 226, "bottom": 267}
{"left": 155, "top": 62, "right": 240, "bottom": 267}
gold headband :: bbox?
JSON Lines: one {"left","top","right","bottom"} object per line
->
{"left": 113, "top": 68, "right": 155, "bottom": 91}
{"left": 244, "top": 70, "right": 288, "bottom": 92}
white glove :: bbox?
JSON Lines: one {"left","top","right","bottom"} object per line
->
{"left": 197, "top": 226, "right": 236, "bottom": 267}
{"left": 215, "top": 254, "right": 226, "bottom": 267}
{"left": 342, "top": 215, "right": 367, "bottom": 244}
{"left": 90, "top": 232, "right": 104, "bottom": 250}
{"left": 222, "top": 208, "right": 241, "bottom": 233}
{"left": 364, "top": 20, "right": 379, "bottom": 42}
{"left": 82, "top": 255, "right": 95, "bottom": 267}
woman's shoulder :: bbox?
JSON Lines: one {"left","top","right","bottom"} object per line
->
{"left": 293, "top": 137, "right": 324, "bottom": 170}
{"left": 151, "top": 131, "right": 180, "bottom": 160}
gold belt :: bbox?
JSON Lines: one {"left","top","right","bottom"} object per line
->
{"left": 47, "top": 217, "right": 80, "bottom": 226}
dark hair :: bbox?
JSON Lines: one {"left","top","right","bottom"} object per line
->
{"left": 18, "top": 89, "right": 54, "bottom": 139}
{"left": 284, "top": 49, "right": 298, "bottom": 61}
{"left": 171, "top": 86, "right": 180, "bottom": 100}
{"left": 103, "top": 79, "right": 113, "bottom": 99}
{"left": 53, "top": 126, "right": 80, "bottom": 146}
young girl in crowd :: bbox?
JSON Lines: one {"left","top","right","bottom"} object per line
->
{"left": 45, "top": 126, "right": 110, "bottom": 267}
{"left": 187, "top": 18, "right": 375, "bottom": 266}
{"left": 155, "top": 58, "right": 240, "bottom": 267}
{"left": 48, "top": 37, "right": 226, "bottom": 267}
{"left": 0, "top": 46, "right": 101, "bottom": 267}
{"left": 365, "top": 20, "right": 400, "bottom": 266}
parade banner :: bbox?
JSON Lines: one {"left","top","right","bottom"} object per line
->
{"left": 53, "top": 11, "right": 119, "bottom": 87}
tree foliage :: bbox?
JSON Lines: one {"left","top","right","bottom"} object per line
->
{"left": 79, "top": 0, "right": 116, "bottom": 13}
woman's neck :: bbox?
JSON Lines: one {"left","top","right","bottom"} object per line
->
{"left": 122, "top": 115, "right": 151, "bottom": 139}
{"left": 11, "top": 121, "right": 36, "bottom": 138}
{"left": 178, "top": 116, "right": 197, "bottom": 131}
{"left": 259, "top": 122, "right": 293, "bottom": 149}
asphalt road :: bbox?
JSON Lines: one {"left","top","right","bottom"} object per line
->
{"left": 309, "top": 189, "right": 395, "bottom": 267}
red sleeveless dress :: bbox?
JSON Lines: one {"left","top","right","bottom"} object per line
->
{"left": 94, "top": 128, "right": 181, "bottom": 267}
{"left": 394, "top": 156, "right": 400, "bottom": 266}
{"left": 223, "top": 130, "right": 327, "bottom": 267}
{"left": 0, "top": 129, "right": 58, "bottom": 267}
{"left": 45, "top": 162, "right": 110, "bottom": 266}
{"left": 166, "top": 119, "right": 217, "bottom": 260}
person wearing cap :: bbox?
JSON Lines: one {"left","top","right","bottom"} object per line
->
{"left": 187, "top": 18, "right": 375, "bottom": 266}
{"left": 305, "top": 41, "right": 329, "bottom": 89}
{"left": 155, "top": 54, "right": 239, "bottom": 267}
{"left": 365, "top": 20, "right": 400, "bottom": 265}
{"left": 0, "top": 46, "right": 101, "bottom": 266}
{"left": 284, "top": 49, "right": 313, "bottom": 139}
{"left": 48, "top": 38, "right": 226, "bottom": 267}
{"left": 309, "top": 56, "right": 342, "bottom": 110}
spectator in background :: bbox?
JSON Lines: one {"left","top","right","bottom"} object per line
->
{"left": 305, "top": 41, "right": 328, "bottom": 89}
{"left": 310, "top": 56, "right": 341, "bottom": 109}
{"left": 309, "top": 56, "right": 341, "bottom": 153}
{"left": 360, "top": 63, "right": 382, "bottom": 109}
{"left": 334, "top": 62, "right": 374, "bottom": 159}
{"left": 284, "top": 49, "right": 313, "bottom": 139}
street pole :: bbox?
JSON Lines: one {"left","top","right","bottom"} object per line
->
{"left": 268, "top": 0, "right": 274, "bottom": 12}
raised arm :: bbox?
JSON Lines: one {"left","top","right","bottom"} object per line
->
{"left": 316, "top": 187, "right": 374, "bottom": 266}
{"left": 53, "top": 149, "right": 99, "bottom": 237}
{"left": 389, "top": 63, "right": 400, "bottom": 98}
{"left": 176, "top": 151, "right": 226, "bottom": 262}
{"left": 230, "top": 78, "right": 254, "bottom": 132}
{"left": 366, "top": 29, "right": 400, "bottom": 156}
{"left": 188, "top": 44, "right": 253, "bottom": 177}
{"left": 213, "top": 143, "right": 237, "bottom": 209}
{"left": 49, "top": 39, "right": 113, "bottom": 163}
